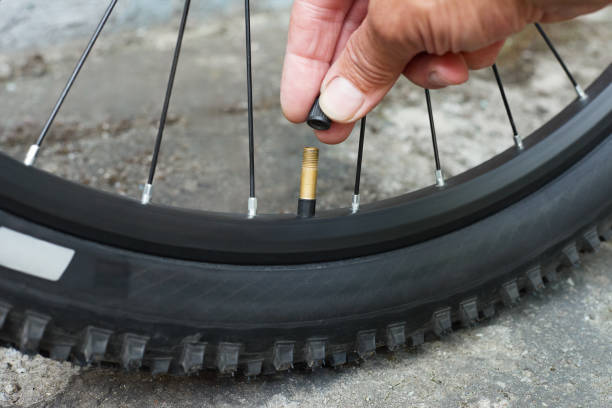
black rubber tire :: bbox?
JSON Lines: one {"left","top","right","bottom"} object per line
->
{"left": 0, "top": 70, "right": 611, "bottom": 375}
{"left": 1, "top": 68, "right": 610, "bottom": 266}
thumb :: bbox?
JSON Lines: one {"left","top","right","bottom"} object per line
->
{"left": 318, "top": 15, "right": 418, "bottom": 123}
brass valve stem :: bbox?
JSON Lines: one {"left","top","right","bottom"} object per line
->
{"left": 298, "top": 147, "right": 319, "bottom": 217}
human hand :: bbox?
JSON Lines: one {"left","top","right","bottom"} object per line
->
{"left": 280, "top": 0, "right": 609, "bottom": 144}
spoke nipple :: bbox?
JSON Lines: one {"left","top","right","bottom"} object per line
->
{"left": 23, "top": 145, "right": 40, "bottom": 166}
{"left": 307, "top": 97, "right": 331, "bottom": 131}
{"left": 141, "top": 183, "right": 153, "bottom": 205}
{"left": 575, "top": 85, "right": 587, "bottom": 100}
{"left": 297, "top": 147, "right": 319, "bottom": 218}
{"left": 513, "top": 134, "right": 524, "bottom": 150}
{"left": 435, "top": 169, "right": 446, "bottom": 188}
{"left": 351, "top": 194, "right": 360, "bottom": 214}
{"left": 247, "top": 197, "right": 258, "bottom": 218}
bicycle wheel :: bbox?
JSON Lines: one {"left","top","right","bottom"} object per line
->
{"left": 0, "top": 2, "right": 610, "bottom": 376}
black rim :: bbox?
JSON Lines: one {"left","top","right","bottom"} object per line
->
{"left": 0, "top": 66, "right": 610, "bottom": 265}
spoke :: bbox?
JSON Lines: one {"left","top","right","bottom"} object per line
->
{"left": 24, "top": 0, "right": 119, "bottom": 166}
{"left": 245, "top": 0, "right": 257, "bottom": 217}
{"left": 351, "top": 117, "right": 367, "bottom": 213}
{"left": 491, "top": 64, "right": 523, "bottom": 150}
{"left": 425, "top": 89, "right": 445, "bottom": 187}
{"left": 534, "top": 23, "right": 586, "bottom": 100}
{"left": 141, "top": 0, "right": 191, "bottom": 205}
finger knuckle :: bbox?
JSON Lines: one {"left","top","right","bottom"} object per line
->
{"left": 342, "top": 34, "right": 395, "bottom": 91}
{"left": 367, "top": 2, "right": 407, "bottom": 46}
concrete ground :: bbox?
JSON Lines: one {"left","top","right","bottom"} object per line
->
{"left": 0, "top": 3, "right": 611, "bottom": 407}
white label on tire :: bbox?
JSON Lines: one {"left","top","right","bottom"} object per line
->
{"left": 0, "top": 227, "right": 75, "bottom": 281}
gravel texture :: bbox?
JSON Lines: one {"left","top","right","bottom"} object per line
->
{"left": 0, "top": 3, "right": 610, "bottom": 407}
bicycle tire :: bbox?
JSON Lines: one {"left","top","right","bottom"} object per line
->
{"left": 0, "top": 61, "right": 610, "bottom": 375}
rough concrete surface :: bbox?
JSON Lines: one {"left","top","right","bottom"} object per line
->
{"left": 0, "top": 2, "right": 611, "bottom": 407}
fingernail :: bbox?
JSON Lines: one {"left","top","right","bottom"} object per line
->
{"left": 428, "top": 71, "right": 449, "bottom": 88}
{"left": 319, "top": 77, "right": 365, "bottom": 122}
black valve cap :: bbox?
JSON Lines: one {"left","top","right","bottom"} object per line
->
{"left": 307, "top": 97, "right": 332, "bottom": 131}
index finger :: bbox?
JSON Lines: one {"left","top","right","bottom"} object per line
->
{"left": 280, "top": 0, "right": 355, "bottom": 123}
